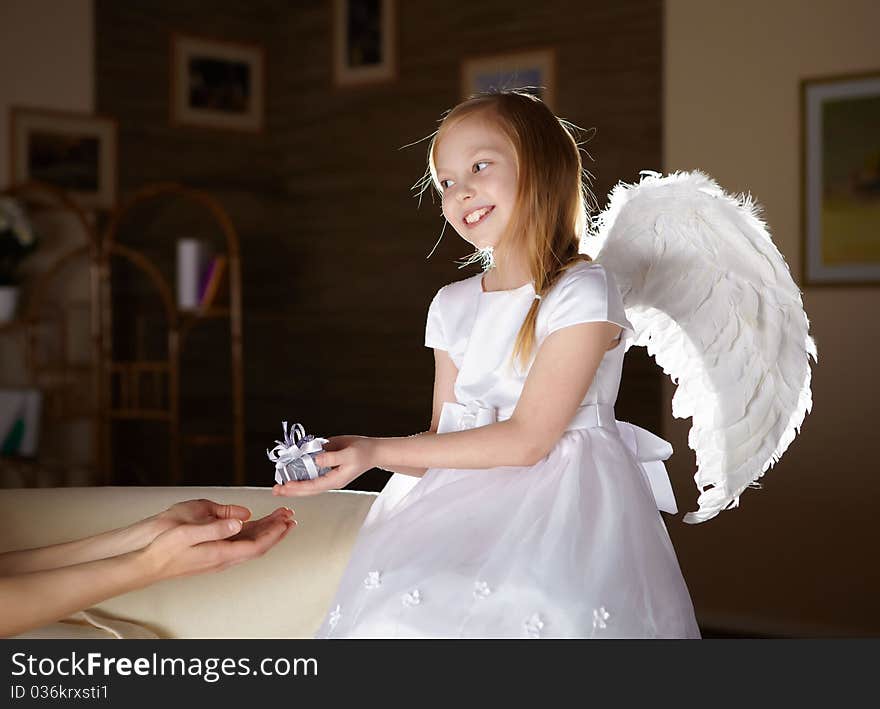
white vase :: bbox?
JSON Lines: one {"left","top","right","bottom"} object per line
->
{"left": 0, "top": 285, "right": 20, "bottom": 323}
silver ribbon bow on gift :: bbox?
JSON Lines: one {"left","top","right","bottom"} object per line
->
{"left": 267, "top": 422, "right": 329, "bottom": 483}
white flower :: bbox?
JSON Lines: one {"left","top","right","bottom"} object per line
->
{"left": 363, "top": 570, "right": 382, "bottom": 589}
{"left": 592, "top": 606, "right": 610, "bottom": 630}
{"left": 402, "top": 589, "right": 421, "bottom": 607}
{"left": 14, "top": 223, "right": 34, "bottom": 247}
{"left": 459, "top": 412, "right": 477, "bottom": 430}
{"left": 328, "top": 605, "right": 341, "bottom": 630}
{"left": 473, "top": 581, "right": 492, "bottom": 599}
{"left": 0, "top": 198, "right": 34, "bottom": 247}
{"left": 523, "top": 613, "right": 544, "bottom": 638}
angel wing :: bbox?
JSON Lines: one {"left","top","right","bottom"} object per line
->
{"left": 584, "top": 170, "right": 817, "bottom": 523}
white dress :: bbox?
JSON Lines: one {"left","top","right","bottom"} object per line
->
{"left": 315, "top": 262, "right": 701, "bottom": 639}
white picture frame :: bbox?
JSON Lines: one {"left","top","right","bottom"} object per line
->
{"left": 171, "top": 34, "right": 265, "bottom": 133}
{"left": 10, "top": 107, "right": 118, "bottom": 210}
{"left": 333, "top": 0, "right": 397, "bottom": 87}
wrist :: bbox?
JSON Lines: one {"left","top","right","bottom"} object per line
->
{"left": 371, "top": 432, "right": 431, "bottom": 471}
{"left": 371, "top": 437, "right": 390, "bottom": 470}
{"left": 133, "top": 543, "right": 166, "bottom": 585}
{"left": 131, "top": 514, "right": 168, "bottom": 548}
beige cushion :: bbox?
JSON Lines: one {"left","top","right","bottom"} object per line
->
{"left": 0, "top": 486, "right": 377, "bottom": 638}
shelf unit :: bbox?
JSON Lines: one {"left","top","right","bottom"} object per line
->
{"left": 100, "top": 183, "right": 245, "bottom": 485}
{"left": 0, "top": 181, "right": 245, "bottom": 486}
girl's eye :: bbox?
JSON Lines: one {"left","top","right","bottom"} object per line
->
{"left": 440, "top": 162, "right": 488, "bottom": 191}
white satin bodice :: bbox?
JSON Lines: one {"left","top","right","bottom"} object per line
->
{"left": 426, "top": 262, "right": 632, "bottom": 419}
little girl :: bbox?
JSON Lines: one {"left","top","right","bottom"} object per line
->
{"left": 275, "top": 91, "right": 701, "bottom": 638}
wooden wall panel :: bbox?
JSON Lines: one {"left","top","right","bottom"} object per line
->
{"left": 96, "top": 0, "right": 663, "bottom": 488}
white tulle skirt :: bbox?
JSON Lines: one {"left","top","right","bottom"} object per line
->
{"left": 314, "top": 427, "right": 701, "bottom": 639}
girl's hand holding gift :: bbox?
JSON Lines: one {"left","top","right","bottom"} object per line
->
{"left": 272, "top": 436, "right": 376, "bottom": 497}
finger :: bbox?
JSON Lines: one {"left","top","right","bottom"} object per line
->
{"left": 184, "top": 517, "right": 242, "bottom": 545}
{"left": 262, "top": 507, "right": 294, "bottom": 523}
{"left": 248, "top": 516, "right": 288, "bottom": 539}
{"left": 273, "top": 481, "right": 310, "bottom": 497}
{"left": 322, "top": 437, "right": 343, "bottom": 452}
{"left": 210, "top": 502, "right": 252, "bottom": 521}
{"left": 250, "top": 519, "right": 289, "bottom": 552}
{"left": 272, "top": 478, "right": 326, "bottom": 498}
{"left": 279, "top": 520, "right": 296, "bottom": 540}
{"left": 271, "top": 462, "right": 352, "bottom": 496}
{"left": 271, "top": 485, "right": 310, "bottom": 497}
{"left": 222, "top": 519, "right": 289, "bottom": 564}
{"left": 315, "top": 452, "right": 337, "bottom": 468}
{"left": 232, "top": 511, "right": 293, "bottom": 541}
{"left": 259, "top": 510, "right": 295, "bottom": 530}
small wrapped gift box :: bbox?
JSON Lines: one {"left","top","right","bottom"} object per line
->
{"left": 267, "top": 422, "right": 331, "bottom": 483}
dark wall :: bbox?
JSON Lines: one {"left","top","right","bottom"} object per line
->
{"left": 96, "top": 0, "right": 663, "bottom": 488}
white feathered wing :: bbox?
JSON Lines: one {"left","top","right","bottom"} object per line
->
{"left": 584, "top": 170, "right": 817, "bottom": 524}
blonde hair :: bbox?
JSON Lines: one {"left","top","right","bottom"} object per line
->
{"left": 426, "top": 90, "right": 596, "bottom": 368}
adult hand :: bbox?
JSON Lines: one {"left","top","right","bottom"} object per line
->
{"left": 151, "top": 498, "right": 256, "bottom": 540}
{"left": 272, "top": 435, "right": 376, "bottom": 498}
{"left": 141, "top": 506, "right": 295, "bottom": 582}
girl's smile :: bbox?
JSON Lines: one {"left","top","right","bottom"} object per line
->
{"left": 463, "top": 205, "right": 494, "bottom": 226}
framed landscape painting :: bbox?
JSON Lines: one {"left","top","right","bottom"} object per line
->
{"left": 461, "top": 49, "right": 556, "bottom": 109}
{"left": 802, "top": 71, "right": 880, "bottom": 286}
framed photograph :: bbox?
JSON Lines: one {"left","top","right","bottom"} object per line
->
{"left": 171, "top": 34, "right": 265, "bottom": 132}
{"left": 333, "top": 0, "right": 396, "bottom": 86}
{"left": 9, "top": 107, "right": 117, "bottom": 210}
{"left": 802, "top": 71, "right": 880, "bottom": 286}
{"left": 462, "top": 49, "right": 556, "bottom": 109}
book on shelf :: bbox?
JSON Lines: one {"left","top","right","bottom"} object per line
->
{"left": 198, "top": 255, "right": 228, "bottom": 309}
{"left": 177, "top": 238, "right": 210, "bottom": 310}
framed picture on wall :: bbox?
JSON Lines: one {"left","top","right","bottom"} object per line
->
{"left": 802, "top": 71, "right": 880, "bottom": 286}
{"left": 462, "top": 49, "right": 556, "bottom": 109}
{"left": 9, "top": 107, "right": 117, "bottom": 210}
{"left": 171, "top": 34, "right": 265, "bottom": 132}
{"left": 333, "top": 0, "right": 396, "bottom": 86}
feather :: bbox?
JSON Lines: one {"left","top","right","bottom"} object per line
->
{"left": 586, "top": 170, "right": 817, "bottom": 523}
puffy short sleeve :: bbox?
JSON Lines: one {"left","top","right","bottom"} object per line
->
{"left": 543, "top": 263, "right": 633, "bottom": 340}
{"left": 424, "top": 287, "right": 446, "bottom": 350}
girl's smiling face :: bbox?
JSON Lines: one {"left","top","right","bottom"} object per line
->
{"left": 434, "top": 115, "right": 519, "bottom": 251}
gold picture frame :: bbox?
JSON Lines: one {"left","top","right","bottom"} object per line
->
{"left": 170, "top": 33, "right": 265, "bottom": 133}
{"left": 801, "top": 70, "right": 880, "bottom": 286}
{"left": 9, "top": 107, "right": 118, "bottom": 210}
{"left": 461, "top": 48, "right": 557, "bottom": 109}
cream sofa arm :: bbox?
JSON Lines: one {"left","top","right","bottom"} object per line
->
{"left": 0, "top": 486, "right": 377, "bottom": 638}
